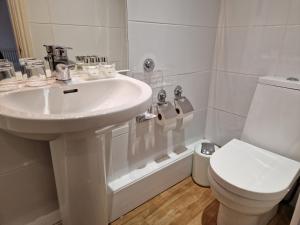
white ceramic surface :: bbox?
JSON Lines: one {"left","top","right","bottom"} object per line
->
{"left": 242, "top": 76, "right": 300, "bottom": 162}
{"left": 208, "top": 76, "right": 300, "bottom": 225}
{"left": 210, "top": 139, "right": 300, "bottom": 200}
{"left": 0, "top": 74, "right": 152, "bottom": 225}
{"left": 0, "top": 74, "right": 152, "bottom": 139}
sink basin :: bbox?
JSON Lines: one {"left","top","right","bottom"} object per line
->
{"left": 0, "top": 74, "right": 152, "bottom": 225}
{"left": 0, "top": 75, "right": 152, "bottom": 139}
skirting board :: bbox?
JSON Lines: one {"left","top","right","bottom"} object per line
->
{"left": 108, "top": 147, "right": 194, "bottom": 222}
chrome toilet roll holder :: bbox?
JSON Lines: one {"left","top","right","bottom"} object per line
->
{"left": 136, "top": 58, "right": 193, "bottom": 124}
{"left": 136, "top": 86, "right": 194, "bottom": 125}
{"left": 173, "top": 85, "right": 194, "bottom": 117}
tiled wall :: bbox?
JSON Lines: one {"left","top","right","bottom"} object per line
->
{"left": 0, "top": 1, "right": 128, "bottom": 225}
{"left": 206, "top": 0, "right": 300, "bottom": 146}
{"left": 128, "top": 0, "right": 219, "bottom": 142}
{"left": 6, "top": 0, "right": 300, "bottom": 223}
{"left": 107, "top": 0, "right": 220, "bottom": 182}
{"left": 26, "top": 0, "right": 128, "bottom": 69}
{"left": 0, "top": 130, "right": 58, "bottom": 225}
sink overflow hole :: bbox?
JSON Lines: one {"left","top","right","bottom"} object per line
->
{"left": 63, "top": 89, "right": 78, "bottom": 94}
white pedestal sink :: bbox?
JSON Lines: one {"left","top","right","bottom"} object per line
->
{"left": 0, "top": 74, "right": 152, "bottom": 225}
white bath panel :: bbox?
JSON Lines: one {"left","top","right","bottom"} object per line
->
{"left": 108, "top": 143, "right": 197, "bottom": 222}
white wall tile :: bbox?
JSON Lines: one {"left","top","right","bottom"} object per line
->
{"left": 0, "top": 131, "right": 49, "bottom": 174}
{"left": 225, "top": 0, "right": 291, "bottom": 26}
{"left": 29, "top": 23, "right": 54, "bottom": 59}
{"left": 288, "top": 0, "right": 300, "bottom": 25}
{"left": 277, "top": 26, "right": 300, "bottom": 79}
{"left": 106, "top": 28, "right": 127, "bottom": 65}
{"left": 218, "top": 26, "right": 285, "bottom": 75}
{"left": 128, "top": 21, "right": 216, "bottom": 75}
{"left": 128, "top": 0, "right": 220, "bottom": 27}
{"left": 26, "top": 0, "right": 51, "bottom": 23}
{"left": 53, "top": 25, "right": 98, "bottom": 60}
{"left": 225, "top": 0, "right": 258, "bottom": 26}
{"left": 184, "top": 109, "right": 207, "bottom": 145}
{"left": 48, "top": 0, "right": 126, "bottom": 28}
{"left": 256, "top": 0, "right": 291, "bottom": 25}
{"left": 49, "top": 0, "right": 97, "bottom": 26}
{"left": 96, "top": 0, "right": 127, "bottom": 28}
{"left": 175, "top": 72, "right": 211, "bottom": 111}
{"left": 205, "top": 108, "right": 246, "bottom": 146}
{"left": 0, "top": 160, "right": 58, "bottom": 225}
{"left": 215, "top": 72, "right": 258, "bottom": 116}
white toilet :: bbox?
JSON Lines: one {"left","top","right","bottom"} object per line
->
{"left": 208, "top": 76, "right": 300, "bottom": 225}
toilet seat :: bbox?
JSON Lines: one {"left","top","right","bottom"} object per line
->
{"left": 209, "top": 139, "right": 300, "bottom": 201}
{"left": 208, "top": 168, "right": 279, "bottom": 215}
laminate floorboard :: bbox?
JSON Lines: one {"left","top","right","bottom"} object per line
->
{"left": 112, "top": 177, "right": 293, "bottom": 225}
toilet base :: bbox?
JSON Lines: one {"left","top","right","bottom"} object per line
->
{"left": 217, "top": 203, "right": 278, "bottom": 225}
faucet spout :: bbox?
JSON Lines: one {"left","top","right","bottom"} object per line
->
{"left": 55, "top": 63, "right": 73, "bottom": 81}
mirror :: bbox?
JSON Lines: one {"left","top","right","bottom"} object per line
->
{"left": 0, "top": 0, "right": 128, "bottom": 71}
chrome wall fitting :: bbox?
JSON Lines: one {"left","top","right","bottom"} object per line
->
{"left": 136, "top": 105, "right": 157, "bottom": 123}
{"left": 173, "top": 86, "right": 194, "bottom": 117}
{"left": 174, "top": 85, "right": 183, "bottom": 99}
{"left": 157, "top": 89, "right": 167, "bottom": 105}
{"left": 155, "top": 89, "right": 177, "bottom": 130}
{"left": 143, "top": 58, "right": 155, "bottom": 72}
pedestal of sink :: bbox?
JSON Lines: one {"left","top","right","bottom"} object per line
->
{"left": 50, "top": 127, "right": 115, "bottom": 225}
{"left": 0, "top": 74, "right": 152, "bottom": 225}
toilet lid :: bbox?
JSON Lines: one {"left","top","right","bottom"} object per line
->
{"left": 209, "top": 139, "right": 300, "bottom": 201}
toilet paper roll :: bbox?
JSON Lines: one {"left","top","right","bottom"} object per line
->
{"left": 176, "top": 112, "right": 194, "bottom": 130}
{"left": 157, "top": 118, "right": 177, "bottom": 132}
{"left": 174, "top": 97, "right": 194, "bottom": 119}
{"left": 156, "top": 102, "right": 177, "bottom": 132}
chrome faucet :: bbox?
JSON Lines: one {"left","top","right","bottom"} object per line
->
{"left": 55, "top": 64, "right": 75, "bottom": 81}
{"left": 44, "top": 45, "right": 74, "bottom": 81}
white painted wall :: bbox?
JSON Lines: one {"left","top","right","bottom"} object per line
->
{"left": 206, "top": 0, "right": 300, "bottom": 146}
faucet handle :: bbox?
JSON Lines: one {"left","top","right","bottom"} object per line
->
{"left": 43, "top": 45, "right": 72, "bottom": 56}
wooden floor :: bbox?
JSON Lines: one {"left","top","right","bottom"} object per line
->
{"left": 112, "top": 177, "right": 294, "bottom": 225}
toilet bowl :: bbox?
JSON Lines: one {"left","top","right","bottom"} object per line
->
{"left": 208, "top": 77, "right": 300, "bottom": 225}
{"left": 208, "top": 139, "right": 300, "bottom": 225}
